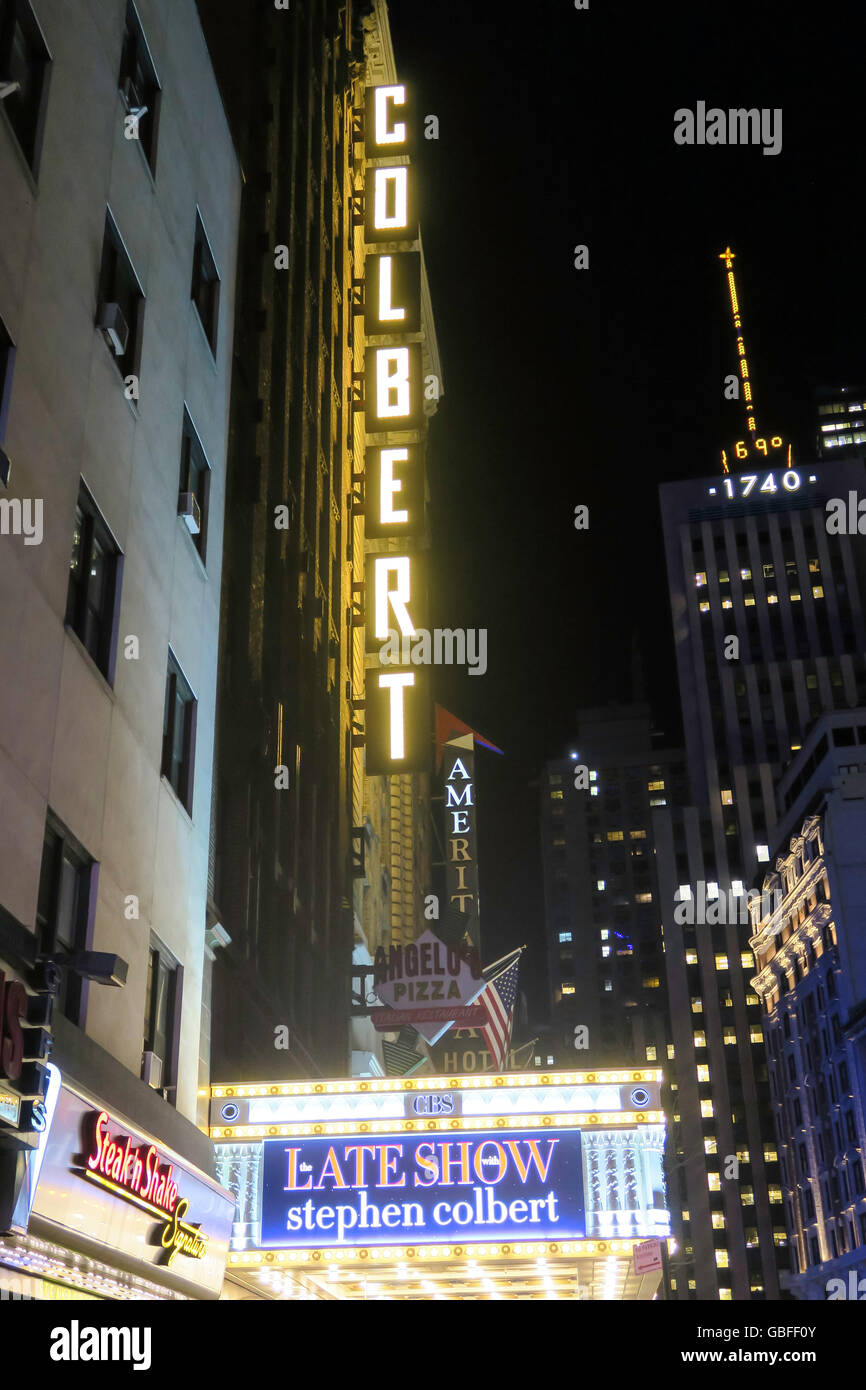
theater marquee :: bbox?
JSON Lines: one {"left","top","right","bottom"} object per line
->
{"left": 209, "top": 1070, "right": 670, "bottom": 1299}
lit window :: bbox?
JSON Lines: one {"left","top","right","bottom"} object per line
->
{"left": 596, "top": 879, "right": 605, "bottom": 891}
{"left": 607, "top": 831, "right": 623, "bottom": 842}
{"left": 647, "top": 780, "right": 665, "bottom": 791}
{"left": 552, "top": 837, "right": 566, "bottom": 847}
{"left": 561, "top": 984, "right": 575, "bottom": 996}
{"left": 547, "top": 1055, "right": 554, "bottom": 1066}
{"left": 745, "top": 992, "right": 759, "bottom": 1006}
{"left": 601, "top": 945, "right": 610, "bottom": 957}
{"left": 691, "top": 997, "right": 703, "bottom": 1013}
{"left": 812, "top": 585, "right": 824, "bottom": 599}
{"left": 630, "top": 829, "right": 646, "bottom": 840}
{"left": 707, "top": 882, "right": 719, "bottom": 900}
{"left": 740, "top": 1188, "right": 754, "bottom": 1205}
{"left": 763, "top": 1146, "right": 778, "bottom": 1162}
{"left": 808, "top": 559, "right": 820, "bottom": 573}
{"left": 741, "top": 952, "right": 754, "bottom": 969}
{"left": 643, "top": 977, "right": 660, "bottom": 989}
{"left": 719, "top": 1288, "right": 732, "bottom": 1301}
{"left": 685, "top": 949, "right": 698, "bottom": 964}
{"left": 767, "top": 593, "right": 778, "bottom": 605}
{"left": 700, "top": 1099, "right": 714, "bottom": 1118}
{"left": 600, "top": 929, "right": 609, "bottom": 941}
{"left": 645, "top": 1045, "right": 657, "bottom": 1061}
{"left": 603, "top": 980, "right": 612, "bottom": 992}
{"left": 723, "top": 1029, "right": 736, "bottom": 1045}
{"left": 550, "top": 790, "right": 563, "bottom": 800}
{"left": 708, "top": 1173, "right": 721, "bottom": 1191}
{"left": 667, "top": 1044, "right": 675, "bottom": 1060}
{"left": 744, "top": 594, "right": 755, "bottom": 606}
{"left": 699, "top": 601, "right": 710, "bottom": 613}
{"left": 558, "top": 931, "right": 572, "bottom": 943}
{"left": 635, "top": 892, "right": 652, "bottom": 904}
{"left": 763, "top": 563, "right": 775, "bottom": 578}
{"left": 693, "top": 1030, "right": 706, "bottom": 1046}
{"left": 749, "top": 1027, "right": 763, "bottom": 1043}
{"left": 677, "top": 884, "right": 692, "bottom": 901}
{"left": 768, "top": 1186, "right": 783, "bottom": 1204}
{"left": 722, "top": 598, "right": 733, "bottom": 609}
{"left": 715, "top": 954, "right": 729, "bottom": 971}
{"left": 740, "top": 568, "right": 751, "bottom": 580}
{"left": 711, "top": 1212, "right": 725, "bottom": 1228}
{"left": 695, "top": 572, "right": 707, "bottom": 587}
{"left": 697, "top": 1064, "right": 710, "bottom": 1082}
{"left": 756, "top": 845, "right": 770, "bottom": 862}
{"left": 715, "top": 1250, "right": 729, "bottom": 1268}
{"left": 790, "top": 591, "right": 801, "bottom": 602}
{"left": 731, "top": 880, "right": 744, "bottom": 896}
{"left": 589, "top": 770, "right": 597, "bottom": 782}
{"left": 590, "top": 786, "right": 599, "bottom": 797}
{"left": 719, "top": 570, "right": 729, "bottom": 583}
{"left": 650, "top": 798, "right": 667, "bottom": 807}
{"left": 721, "top": 789, "right": 733, "bottom": 806}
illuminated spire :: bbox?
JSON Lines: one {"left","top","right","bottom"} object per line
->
{"left": 719, "top": 245, "right": 757, "bottom": 439}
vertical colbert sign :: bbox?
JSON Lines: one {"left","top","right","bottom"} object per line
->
{"left": 363, "top": 82, "right": 429, "bottom": 776}
{"left": 443, "top": 736, "right": 480, "bottom": 951}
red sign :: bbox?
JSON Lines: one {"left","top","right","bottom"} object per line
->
{"left": 633, "top": 1238, "right": 664, "bottom": 1274}
{"left": 0, "top": 971, "right": 25, "bottom": 1081}
{"left": 372, "top": 1005, "right": 488, "bottom": 1031}
{"left": 81, "top": 1110, "right": 209, "bottom": 1265}
{"left": 86, "top": 1109, "right": 180, "bottom": 1215}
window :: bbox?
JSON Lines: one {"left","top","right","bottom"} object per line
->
{"left": 35, "top": 816, "right": 95, "bottom": 1026}
{"left": 561, "top": 983, "right": 575, "bottom": 996}
{"left": 0, "top": 0, "right": 51, "bottom": 174}
{"left": 162, "top": 650, "right": 196, "bottom": 812}
{"left": 558, "top": 931, "right": 572, "bottom": 944}
{"left": 118, "top": 0, "right": 160, "bottom": 172}
{"left": 0, "top": 311, "right": 15, "bottom": 453}
{"left": 191, "top": 209, "right": 220, "bottom": 353}
{"left": 97, "top": 209, "right": 144, "bottom": 379}
{"left": 178, "top": 408, "right": 211, "bottom": 562}
{"left": 143, "top": 939, "right": 182, "bottom": 1101}
{"left": 65, "top": 481, "right": 123, "bottom": 682}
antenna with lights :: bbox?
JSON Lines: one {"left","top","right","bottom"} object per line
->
{"left": 719, "top": 245, "right": 757, "bottom": 472}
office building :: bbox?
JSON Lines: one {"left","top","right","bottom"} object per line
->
{"left": 749, "top": 711, "right": 866, "bottom": 1299}
{"left": 197, "top": 0, "right": 440, "bottom": 1083}
{"left": 816, "top": 386, "right": 866, "bottom": 459}
{"left": 540, "top": 705, "right": 686, "bottom": 1066}
{"left": 0, "top": 0, "right": 239, "bottom": 1298}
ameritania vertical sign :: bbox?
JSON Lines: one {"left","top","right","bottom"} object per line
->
{"left": 363, "top": 83, "right": 429, "bottom": 776}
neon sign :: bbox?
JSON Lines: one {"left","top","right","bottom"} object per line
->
{"left": 82, "top": 1110, "right": 207, "bottom": 1266}
{"left": 363, "top": 84, "right": 428, "bottom": 775}
{"left": 260, "top": 1129, "right": 585, "bottom": 1248}
{"left": 707, "top": 468, "right": 816, "bottom": 501}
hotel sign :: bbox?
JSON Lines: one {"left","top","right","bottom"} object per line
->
{"left": 363, "top": 83, "right": 429, "bottom": 776}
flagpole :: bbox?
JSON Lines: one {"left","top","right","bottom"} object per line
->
{"left": 483, "top": 944, "right": 526, "bottom": 977}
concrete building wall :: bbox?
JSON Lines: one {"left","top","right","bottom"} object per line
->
{"left": 0, "top": 0, "right": 240, "bottom": 1123}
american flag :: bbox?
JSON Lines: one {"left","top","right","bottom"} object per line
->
{"left": 477, "top": 954, "right": 521, "bottom": 1070}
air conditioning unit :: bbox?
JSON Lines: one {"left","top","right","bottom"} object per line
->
{"left": 0, "top": 448, "right": 10, "bottom": 489}
{"left": 141, "top": 1051, "right": 163, "bottom": 1089}
{"left": 178, "top": 491, "right": 201, "bottom": 535}
{"left": 98, "top": 302, "right": 129, "bottom": 356}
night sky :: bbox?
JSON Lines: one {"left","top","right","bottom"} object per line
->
{"left": 387, "top": 0, "right": 866, "bottom": 1018}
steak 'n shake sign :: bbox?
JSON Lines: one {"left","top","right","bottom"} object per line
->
{"left": 362, "top": 82, "right": 430, "bottom": 776}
